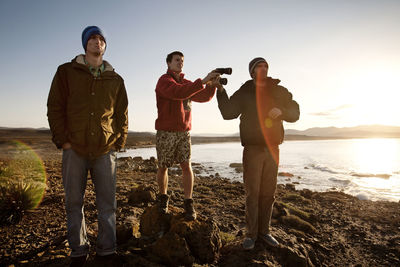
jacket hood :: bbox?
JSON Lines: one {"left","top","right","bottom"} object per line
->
{"left": 73, "top": 54, "right": 114, "bottom": 72}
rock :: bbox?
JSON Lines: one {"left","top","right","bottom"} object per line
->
{"left": 152, "top": 231, "right": 194, "bottom": 266}
{"left": 281, "top": 215, "right": 316, "bottom": 233}
{"left": 140, "top": 204, "right": 222, "bottom": 265}
{"left": 118, "top": 156, "right": 132, "bottom": 161}
{"left": 235, "top": 167, "right": 243, "bottom": 173}
{"left": 279, "top": 172, "right": 294, "bottom": 177}
{"left": 229, "top": 163, "right": 242, "bottom": 168}
{"left": 116, "top": 224, "right": 132, "bottom": 245}
{"left": 128, "top": 185, "right": 157, "bottom": 206}
{"left": 142, "top": 158, "right": 158, "bottom": 173}
{"left": 170, "top": 217, "right": 221, "bottom": 264}
{"left": 132, "top": 156, "right": 143, "bottom": 161}
{"left": 140, "top": 205, "right": 174, "bottom": 237}
{"left": 286, "top": 183, "right": 296, "bottom": 191}
{"left": 283, "top": 246, "right": 309, "bottom": 267}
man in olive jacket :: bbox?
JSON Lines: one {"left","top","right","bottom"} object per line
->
{"left": 47, "top": 26, "right": 128, "bottom": 265}
{"left": 216, "top": 57, "right": 299, "bottom": 250}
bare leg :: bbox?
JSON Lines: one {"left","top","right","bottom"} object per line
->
{"left": 180, "top": 161, "right": 193, "bottom": 199}
{"left": 157, "top": 167, "right": 168, "bottom": 194}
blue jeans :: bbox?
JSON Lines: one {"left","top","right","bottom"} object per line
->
{"left": 62, "top": 148, "right": 117, "bottom": 257}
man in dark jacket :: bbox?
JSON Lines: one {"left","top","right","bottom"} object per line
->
{"left": 155, "top": 51, "right": 219, "bottom": 220}
{"left": 216, "top": 57, "right": 299, "bottom": 250}
{"left": 47, "top": 26, "right": 128, "bottom": 266}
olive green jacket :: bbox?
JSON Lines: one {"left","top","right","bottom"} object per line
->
{"left": 47, "top": 55, "right": 128, "bottom": 157}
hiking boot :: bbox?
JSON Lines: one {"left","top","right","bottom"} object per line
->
{"left": 70, "top": 254, "right": 88, "bottom": 267}
{"left": 242, "top": 237, "right": 255, "bottom": 250}
{"left": 157, "top": 194, "right": 169, "bottom": 214}
{"left": 183, "top": 198, "right": 197, "bottom": 221}
{"left": 259, "top": 233, "right": 279, "bottom": 247}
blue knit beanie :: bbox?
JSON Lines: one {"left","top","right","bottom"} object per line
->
{"left": 81, "top": 26, "right": 106, "bottom": 51}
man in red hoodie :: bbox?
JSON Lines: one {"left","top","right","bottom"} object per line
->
{"left": 155, "top": 51, "right": 219, "bottom": 220}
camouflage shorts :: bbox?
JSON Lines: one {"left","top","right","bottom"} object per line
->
{"left": 156, "top": 130, "right": 191, "bottom": 168}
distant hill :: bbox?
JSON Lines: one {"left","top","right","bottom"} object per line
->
{"left": 0, "top": 125, "right": 399, "bottom": 140}
{"left": 285, "top": 125, "right": 400, "bottom": 138}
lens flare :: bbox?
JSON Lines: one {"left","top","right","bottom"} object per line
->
{"left": 255, "top": 74, "right": 280, "bottom": 164}
{"left": 0, "top": 140, "right": 47, "bottom": 209}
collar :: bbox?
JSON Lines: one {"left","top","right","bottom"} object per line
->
{"left": 83, "top": 57, "right": 105, "bottom": 77}
{"left": 167, "top": 69, "right": 184, "bottom": 82}
{"left": 252, "top": 76, "right": 281, "bottom": 86}
{"left": 75, "top": 54, "right": 114, "bottom": 73}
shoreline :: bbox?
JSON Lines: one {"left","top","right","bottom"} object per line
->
{"left": 0, "top": 147, "right": 399, "bottom": 266}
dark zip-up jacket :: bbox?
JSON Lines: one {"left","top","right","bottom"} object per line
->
{"left": 217, "top": 78, "right": 299, "bottom": 146}
{"left": 47, "top": 55, "right": 128, "bottom": 157}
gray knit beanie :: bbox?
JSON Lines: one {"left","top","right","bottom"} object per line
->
{"left": 249, "top": 57, "right": 268, "bottom": 77}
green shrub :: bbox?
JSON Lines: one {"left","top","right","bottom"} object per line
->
{"left": 220, "top": 232, "right": 236, "bottom": 246}
{"left": 282, "top": 193, "right": 312, "bottom": 205}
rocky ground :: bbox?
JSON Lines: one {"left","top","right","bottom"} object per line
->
{"left": 0, "top": 136, "right": 399, "bottom": 266}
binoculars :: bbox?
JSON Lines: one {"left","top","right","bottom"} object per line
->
{"left": 214, "top": 68, "right": 232, "bottom": 85}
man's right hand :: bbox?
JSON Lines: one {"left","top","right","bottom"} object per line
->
{"left": 211, "top": 76, "right": 224, "bottom": 92}
{"left": 62, "top": 142, "right": 72, "bottom": 150}
{"left": 202, "top": 71, "right": 220, "bottom": 84}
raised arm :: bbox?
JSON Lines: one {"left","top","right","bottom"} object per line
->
{"left": 216, "top": 87, "right": 243, "bottom": 120}
{"left": 191, "top": 83, "right": 216, "bottom": 103}
{"left": 156, "top": 75, "right": 205, "bottom": 100}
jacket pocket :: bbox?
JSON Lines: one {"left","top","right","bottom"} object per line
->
{"left": 68, "top": 128, "right": 87, "bottom": 147}
{"left": 101, "top": 120, "right": 116, "bottom": 146}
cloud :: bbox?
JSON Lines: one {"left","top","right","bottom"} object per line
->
{"left": 310, "top": 104, "right": 352, "bottom": 117}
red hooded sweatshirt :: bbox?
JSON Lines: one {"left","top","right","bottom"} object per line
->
{"left": 155, "top": 70, "right": 216, "bottom": 131}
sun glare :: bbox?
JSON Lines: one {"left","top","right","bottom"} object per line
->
{"left": 352, "top": 138, "right": 398, "bottom": 175}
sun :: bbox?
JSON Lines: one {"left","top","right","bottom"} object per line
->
{"left": 352, "top": 138, "right": 398, "bottom": 175}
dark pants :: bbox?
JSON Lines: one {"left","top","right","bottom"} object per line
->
{"left": 242, "top": 145, "right": 279, "bottom": 239}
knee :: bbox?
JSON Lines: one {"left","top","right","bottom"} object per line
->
{"left": 65, "top": 198, "right": 84, "bottom": 212}
{"left": 180, "top": 162, "right": 192, "bottom": 172}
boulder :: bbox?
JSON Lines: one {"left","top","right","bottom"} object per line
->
{"left": 152, "top": 231, "right": 194, "bottom": 266}
{"left": 169, "top": 217, "right": 222, "bottom": 264}
{"left": 140, "top": 204, "right": 222, "bottom": 265}
{"left": 117, "top": 217, "right": 140, "bottom": 244}
{"left": 283, "top": 246, "right": 309, "bottom": 267}
{"left": 140, "top": 205, "right": 173, "bottom": 237}
{"left": 128, "top": 185, "right": 157, "bottom": 206}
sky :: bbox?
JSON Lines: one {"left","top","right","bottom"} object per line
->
{"left": 0, "top": 0, "right": 399, "bottom": 134}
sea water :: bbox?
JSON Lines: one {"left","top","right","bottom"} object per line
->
{"left": 118, "top": 138, "right": 400, "bottom": 202}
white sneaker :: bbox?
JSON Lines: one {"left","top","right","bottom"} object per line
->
{"left": 242, "top": 237, "right": 255, "bottom": 250}
{"left": 259, "top": 233, "right": 279, "bottom": 247}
